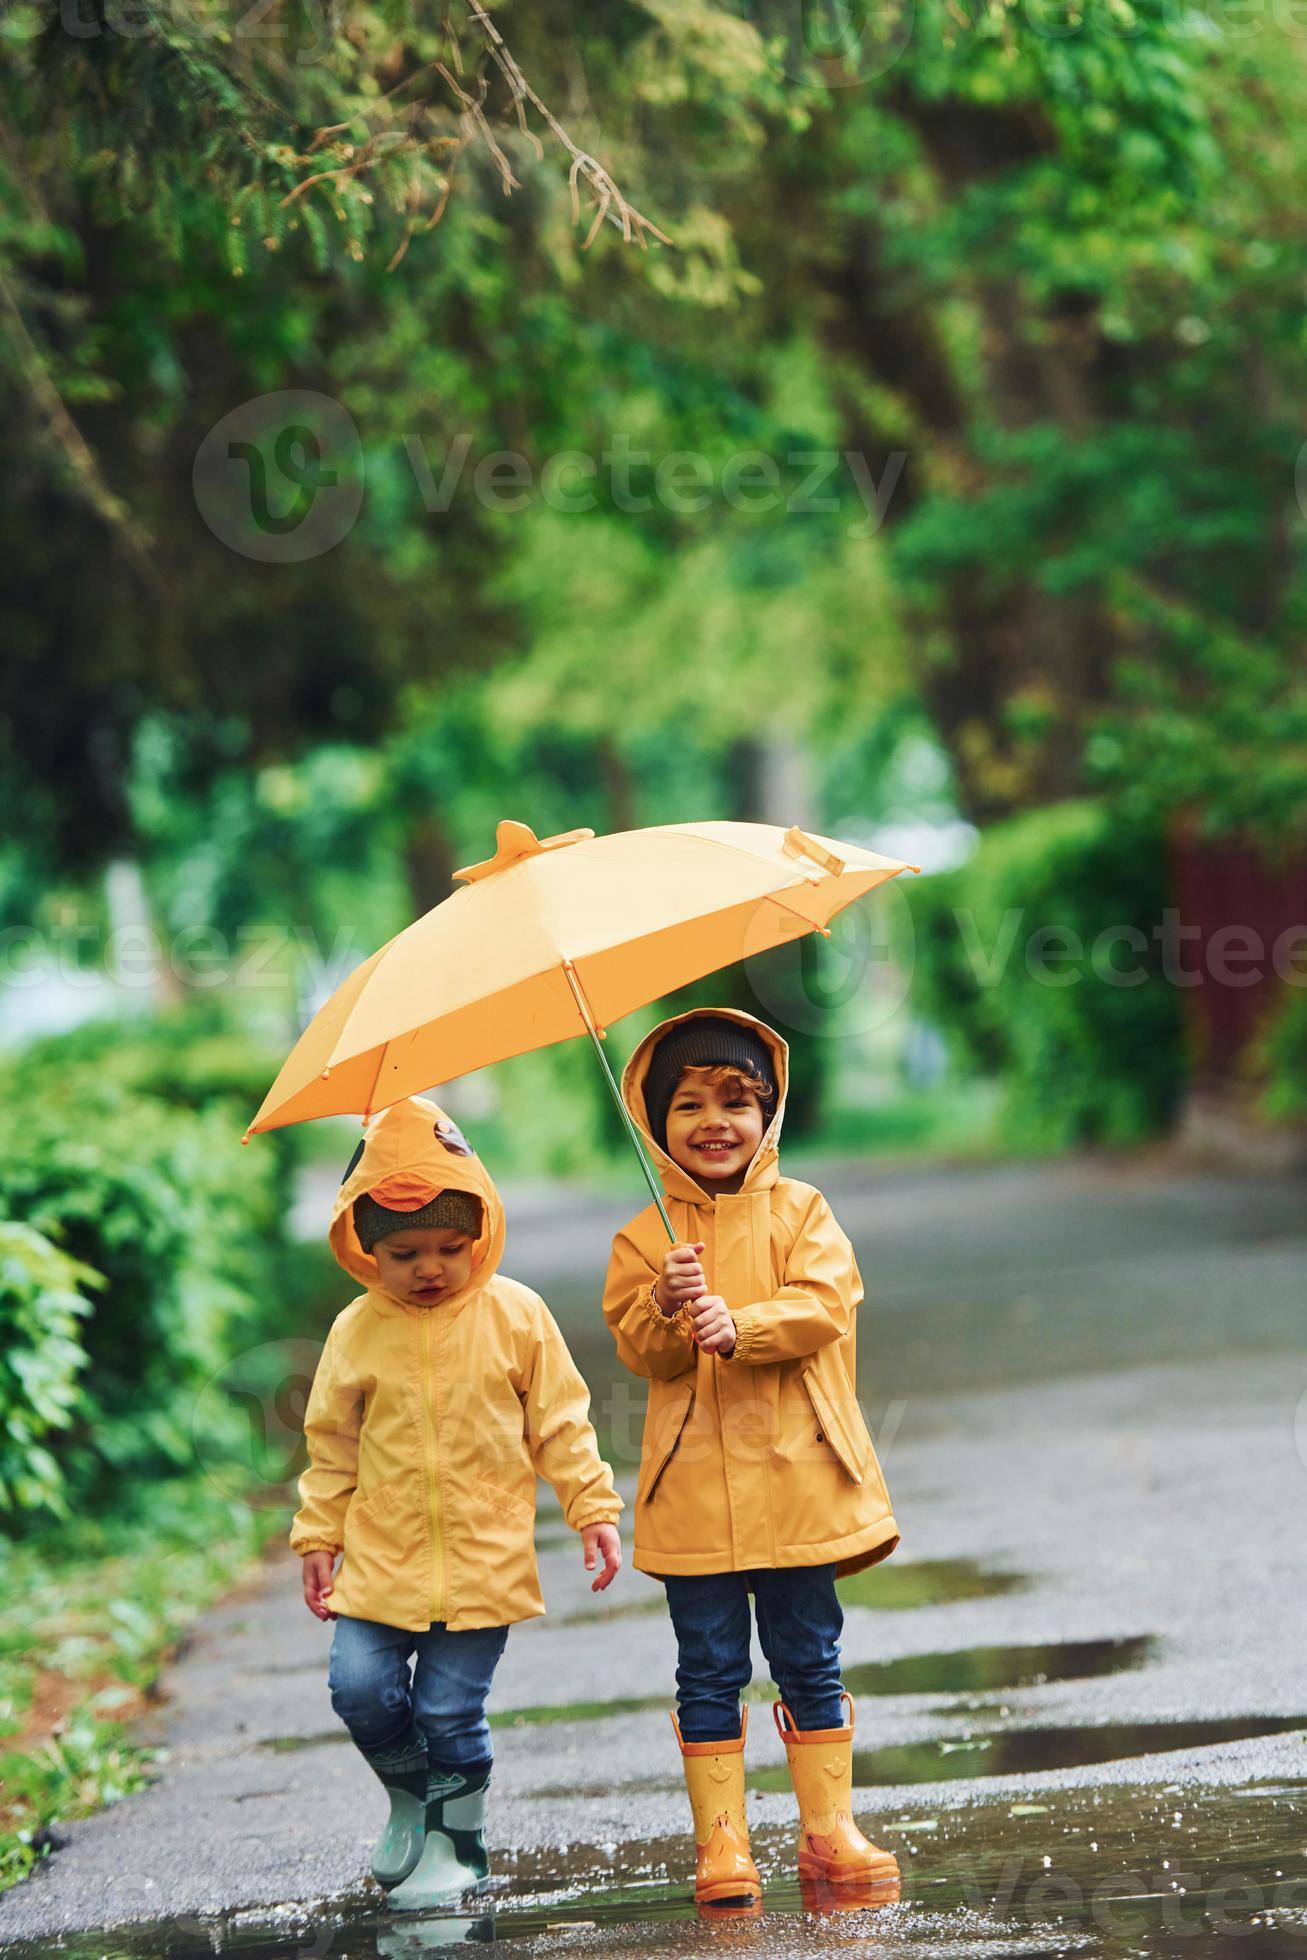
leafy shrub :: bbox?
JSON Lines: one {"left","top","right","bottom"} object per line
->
{"left": 0, "top": 1014, "right": 301, "bottom": 1520}
{"left": 904, "top": 800, "right": 1184, "bottom": 1150}
{"left": 0, "top": 1225, "right": 99, "bottom": 1518}
{"left": 1255, "top": 988, "right": 1307, "bottom": 1126}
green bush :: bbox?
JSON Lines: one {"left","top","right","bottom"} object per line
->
{"left": 19, "top": 1015, "right": 286, "bottom": 1116}
{"left": 1256, "top": 988, "right": 1307, "bottom": 1125}
{"left": 0, "top": 1014, "right": 301, "bottom": 1521}
{"left": 905, "top": 801, "right": 1184, "bottom": 1150}
{"left": 0, "top": 1225, "right": 100, "bottom": 1518}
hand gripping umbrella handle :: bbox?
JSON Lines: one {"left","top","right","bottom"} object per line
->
{"left": 562, "top": 961, "right": 676, "bottom": 1243}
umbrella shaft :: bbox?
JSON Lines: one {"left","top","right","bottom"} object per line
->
{"left": 563, "top": 963, "right": 676, "bottom": 1242}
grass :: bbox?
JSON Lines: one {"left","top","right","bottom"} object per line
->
{"left": 0, "top": 1477, "right": 290, "bottom": 1893}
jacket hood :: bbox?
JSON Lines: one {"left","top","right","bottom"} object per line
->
{"left": 330, "top": 1095, "right": 506, "bottom": 1310}
{"left": 620, "top": 1007, "right": 789, "bottom": 1206}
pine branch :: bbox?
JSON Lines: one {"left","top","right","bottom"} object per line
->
{"left": 285, "top": 3, "right": 672, "bottom": 263}
{"left": 0, "top": 272, "right": 159, "bottom": 588}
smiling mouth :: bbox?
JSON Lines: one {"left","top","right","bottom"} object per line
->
{"left": 693, "top": 1140, "right": 739, "bottom": 1155}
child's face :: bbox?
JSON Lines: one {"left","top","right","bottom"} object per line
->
{"left": 373, "top": 1226, "right": 477, "bottom": 1306}
{"left": 662, "top": 1066, "right": 767, "bottom": 1194}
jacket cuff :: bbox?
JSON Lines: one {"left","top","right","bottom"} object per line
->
{"left": 641, "top": 1280, "right": 695, "bottom": 1343}
{"left": 724, "top": 1308, "right": 761, "bottom": 1365}
{"left": 568, "top": 1489, "right": 626, "bottom": 1529}
{"left": 572, "top": 1503, "right": 625, "bottom": 1529}
{"left": 292, "top": 1538, "right": 341, "bottom": 1557}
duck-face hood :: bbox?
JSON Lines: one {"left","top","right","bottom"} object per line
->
{"left": 330, "top": 1095, "right": 505, "bottom": 1310}
{"left": 621, "top": 1007, "right": 789, "bottom": 1205}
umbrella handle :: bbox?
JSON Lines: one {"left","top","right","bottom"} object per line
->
{"left": 563, "top": 961, "right": 677, "bottom": 1243}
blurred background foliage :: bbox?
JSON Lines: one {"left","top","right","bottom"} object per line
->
{"left": 2, "top": 0, "right": 1305, "bottom": 1503}
{"left": 2, "top": 0, "right": 1306, "bottom": 1876}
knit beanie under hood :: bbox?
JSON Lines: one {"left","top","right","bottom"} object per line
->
{"left": 643, "top": 1013, "right": 778, "bottom": 1152}
{"left": 353, "top": 1187, "right": 484, "bottom": 1252}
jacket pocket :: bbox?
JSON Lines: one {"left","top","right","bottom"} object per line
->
{"left": 639, "top": 1383, "right": 695, "bottom": 1505}
{"left": 801, "top": 1365, "right": 868, "bottom": 1485}
{"left": 347, "top": 1475, "right": 403, "bottom": 1522}
{"left": 473, "top": 1473, "right": 536, "bottom": 1525}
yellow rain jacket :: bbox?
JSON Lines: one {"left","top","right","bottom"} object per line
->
{"left": 602, "top": 1009, "right": 899, "bottom": 1580}
{"left": 290, "top": 1096, "right": 622, "bottom": 1631}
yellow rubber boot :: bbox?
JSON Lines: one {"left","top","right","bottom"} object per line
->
{"left": 672, "top": 1709, "right": 763, "bottom": 1908}
{"left": 774, "top": 1694, "right": 900, "bottom": 1889}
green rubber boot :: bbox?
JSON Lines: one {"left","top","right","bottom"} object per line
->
{"left": 359, "top": 1720, "right": 431, "bottom": 1888}
{"left": 385, "top": 1760, "right": 492, "bottom": 1913}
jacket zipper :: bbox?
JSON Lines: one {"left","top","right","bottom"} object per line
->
{"left": 419, "top": 1312, "right": 445, "bottom": 1621}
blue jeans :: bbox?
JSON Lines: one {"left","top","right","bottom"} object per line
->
{"left": 328, "top": 1614, "right": 509, "bottom": 1772}
{"left": 664, "top": 1565, "right": 845, "bottom": 1743}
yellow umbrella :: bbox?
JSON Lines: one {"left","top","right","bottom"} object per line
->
{"left": 246, "top": 818, "right": 919, "bottom": 1236}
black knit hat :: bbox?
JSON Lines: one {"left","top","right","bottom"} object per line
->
{"left": 354, "top": 1188, "right": 483, "bottom": 1252}
{"left": 642, "top": 1015, "right": 778, "bottom": 1152}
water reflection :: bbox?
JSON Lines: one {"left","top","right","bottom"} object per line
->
{"left": 5, "top": 1781, "right": 1304, "bottom": 1959}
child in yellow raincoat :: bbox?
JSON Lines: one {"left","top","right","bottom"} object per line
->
{"left": 291, "top": 1095, "right": 623, "bottom": 1912}
{"left": 602, "top": 1009, "right": 900, "bottom": 1909}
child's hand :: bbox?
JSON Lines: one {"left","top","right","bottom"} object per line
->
{"left": 655, "top": 1241, "right": 707, "bottom": 1315}
{"left": 582, "top": 1523, "right": 622, "bottom": 1593}
{"left": 690, "top": 1294, "right": 737, "bottom": 1357}
{"left": 302, "top": 1550, "right": 339, "bottom": 1621}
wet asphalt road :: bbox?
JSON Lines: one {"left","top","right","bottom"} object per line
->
{"left": 2, "top": 1149, "right": 1306, "bottom": 1951}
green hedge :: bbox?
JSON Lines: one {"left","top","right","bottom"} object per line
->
{"left": 1256, "top": 988, "right": 1307, "bottom": 1124}
{"left": 0, "top": 1013, "right": 300, "bottom": 1526}
{"left": 905, "top": 801, "right": 1185, "bottom": 1150}
{"left": 0, "top": 1225, "right": 100, "bottom": 1518}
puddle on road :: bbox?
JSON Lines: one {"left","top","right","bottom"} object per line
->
{"left": 837, "top": 1556, "right": 1028, "bottom": 1611}
{"left": 5, "top": 1781, "right": 1306, "bottom": 1958}
{"left": 845, "top": 1635, "right": 1157, "bottom": 1701}
{"left": 262, "top": 1635, "right": 1152, "bottom": 1756}
{"left": 745, "top": 1714, "right": 1307, "bottom": 1791}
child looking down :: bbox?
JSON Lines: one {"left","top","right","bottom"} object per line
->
{"left": 292, "top": 1096, "right": 622, "bottom": 1912}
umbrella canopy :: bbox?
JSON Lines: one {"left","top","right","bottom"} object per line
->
{"left": 247, "top": 818, "right": 918, "bottom": 1142}
{"left": 248, "top": 817, "right": 919, "bottom": 1241}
